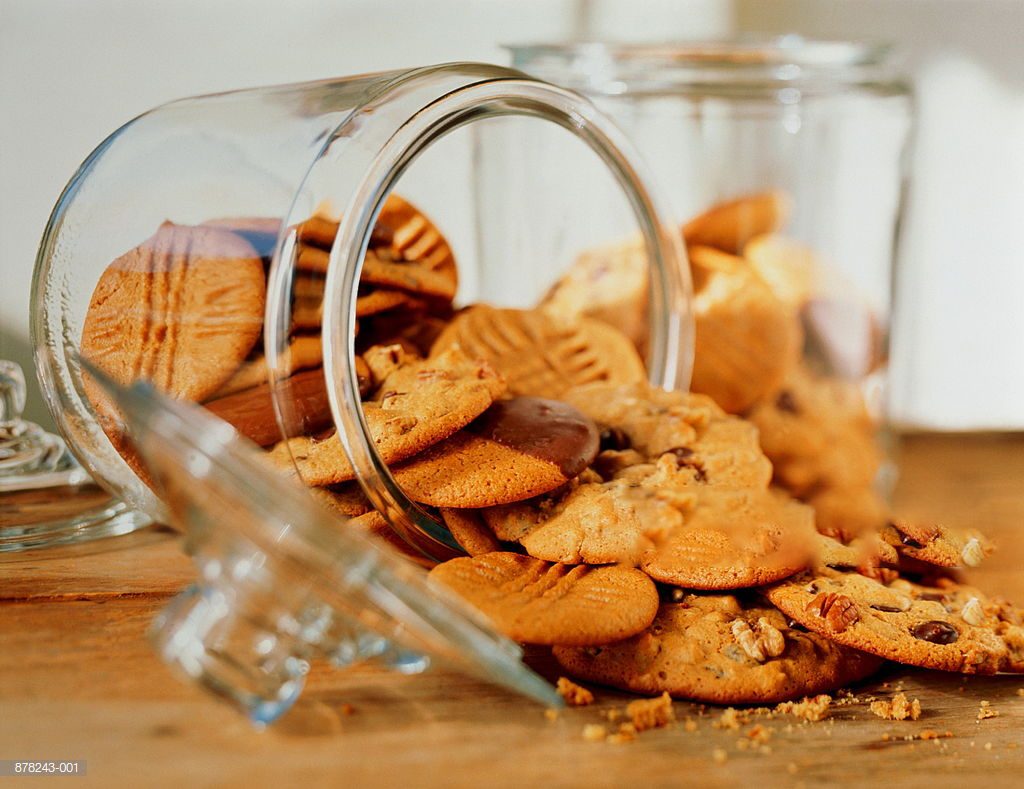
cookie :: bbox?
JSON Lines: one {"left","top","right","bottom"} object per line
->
{"left": 742, "top": 234, "right": 818, "bottom": 308}
{"left": 391, "top": 397, "right": 599, "bottom": 508}
{"left": 268, "top": 346, "right": 505, "bottom": 485}
{"left": 813, "top": 532, "right": 898, "bottom": 580}
{"left": 640, "top": 488, "right": 816, "bottom": 590}
{"left": 540, "top": 235, "right": 649, "bottom": 352}
{"left": 682, "top": 191, "right": 790, "bottom": 254}
{"left": 881, "top": 520, "right": 993, "bottom": 569}
{"left": 204, "top": 368, "right": 331, "bottom": 447}
{"left": 347, "top": 510, "right": 434, "bottom": 569}
{"left": 746, "top": 365, "right": 883, "bottom": 499}
{"left": 296, "top": 194, "right": 457, "bottom": 302}
{"left": 202, "top": 216, "right": 281, "bottom": 260}
{"left": 428, "top": 552, "right": 659, "bottom": 646}
{"left": 688, "top": 245, "right": 802, "bottom": 414}
{"left": 563, "top": 382, "right": 772, "bottom": 489}
{"left": 553, "top": 594, "right": 882, "bottom": 703}
{"left": 430, "top": 306, "right": 645, "bottom": 399}
{"left": 439, "top": 508, "right": 502, "bottom": 556}
{"left": 765, "top": 567, "right": 1024, "bottom": 674}
{"left": 308, "top": 482, "right": 372, "bottom": 517}
{"left": 805, "top": 485, "right": 890, "bottom": 544}
{"left": 81, "top": 222, "right": 266, "bottom": 402}
{"left": 212, "top": 336, "right": 324, "bottom": 398}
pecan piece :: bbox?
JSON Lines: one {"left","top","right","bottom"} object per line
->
{"left": 806, "top": 592, "right": 859, "bottom": 632}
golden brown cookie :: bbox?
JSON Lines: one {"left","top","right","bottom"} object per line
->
{"left": 428, "top": 552, "right": 659, "bottom": 646}
{"left": 347, "top": 511, "right": 434, "bottom": 569}
{"left": 765, "top": 568, "right": 1024, "bottom": 674}
{"left": 268, "top": 346, "right": 505, "bottom": 485}
{"left": 212, "top": 336, "right": 323, "bottom": 398}
{"left": 439, "top": 508, "right": 502, "bottom": 556}
{"left": 204, "top": 368, "right": 331, "bottom": 447}
{"left": 880, "top": 520, "right": 993, "bottom": 569}
{"left": 81, "top": 222, "right": 266, "bottom": 402}
{"left": 430, "top": 305, "right": 645, "bottom": 400}
{"left": 640, "top": 489, "right": 816, "bottom": 590}
{"left": 688, "top": 246, "right": 802, "bottom": 414}
{"left": 308, "top": 482, "right": 373, "bottom": 517}
{"left": 296, "top": 195, "right": 457, "bottom": 302}
{"left": 391, "top": 397, "right": 599, "bottom": 508}
{"left": 554, "top": 594, "right": 882, "bottom": 703}
{"left": 540, "top": 235, "right": 649, "bottom": 352}
{"left": 682, "top": 191, "right": 790, "bottom": 254}
{"left": 805, "top": 485, "right": 890, "bottom": 544}
{"left": 742, "top": 234, "right": 818, "bottom": 308}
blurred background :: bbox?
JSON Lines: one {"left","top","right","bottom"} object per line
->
{"left": 2, "top": 0, "right": 1022, "bottom": 431}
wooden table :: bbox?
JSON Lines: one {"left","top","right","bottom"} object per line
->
{"left": 3, "top": 434, "right": 1023, "bottom": 788}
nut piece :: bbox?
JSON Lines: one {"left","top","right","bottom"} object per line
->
{"left": 961, "top": 597, "right": 986, "bottom": 627}
{"left": 731, "top": 618, "right": 786, "bottom": 662}
{"left": 961, "top": 538, "right": 985, "bottom": 568}
{"left": 806, "top": 592, "right": 859, "bottom": 632}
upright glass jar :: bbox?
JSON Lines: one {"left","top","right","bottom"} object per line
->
{"left": 506, "top": 40, "right": 913, "bottom": 541}
{"left": 31, "top": 63, "right": 690, "bottom": 558}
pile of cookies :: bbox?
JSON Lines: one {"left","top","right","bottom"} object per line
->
{"left": 81, "top": 191, "right": 1024, "bottom": 708}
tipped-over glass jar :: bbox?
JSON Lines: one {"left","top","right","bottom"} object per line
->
{"left": 508, "top": 39, "right": 913, "bottom": 541}
{"left": 32, "top": 63, "right": 692, "bottom": 556}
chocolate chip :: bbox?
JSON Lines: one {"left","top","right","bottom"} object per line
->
{"left": 910, "top": 620, "right": 959, "bottom": 644}
{"left": 775, "top": 390, "right": 799, "bottom": 414}
{"left": 918, "top": 593, "right": 947, "bottom": 603}
{"left": 871, "top": 604, "right": 905, "bottom": 613}
{"left": 598, "top": 426, "right": 631, "bottom": 452}
{"left": 664, "top": 447, "right": 708, "bottom": 481}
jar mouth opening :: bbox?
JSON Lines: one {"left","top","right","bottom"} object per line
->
{"left": 507, "top": 36, "right": 906, "bottom": 95}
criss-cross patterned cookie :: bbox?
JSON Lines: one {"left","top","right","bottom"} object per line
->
{"left": 391, "top": 397, "right": 599, "bottom": 508}
{"left": 428, "top": 552, "right": 659, "bottom": 646}
{"left": 430, "top": 306, "right": 645, "bottom": 400}
{"left": 554, "top": 593, "right": 882, "bottom": 703}
{"left": 765, "top": 567, "right": 1024, "bottom": 674}
{"left": 268, "top": 346, "right": 505, "bottom": 485}
{"left": 296, "top": 195, "right": 457, "bottom": 302}
{"left": 82, "top": 222, "right": 266, "bottom": 403}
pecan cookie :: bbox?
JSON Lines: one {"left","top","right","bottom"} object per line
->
{"left": 765, "top": 567, "right": 1024, "bottom": 674}
{"left": 267, "top": 346, "right": 504, "bottom": 485}
{"left": 430, "top": 305, "right": 645, "bottom": 400}
{"left": 880, "top": 520, "right": 993, "bottom": 569}
{"left": 428, "top": 552, "right": 659, "bottom": 646}
{"left": 391, "top": 397, "right": 599, "bottom": 508}
{"left": 554, "top": 593, "right": 882, "bottom": 703}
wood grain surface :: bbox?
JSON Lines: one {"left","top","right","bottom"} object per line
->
{"left": 1, "top": 434, "right": 1023, "bottom": 788}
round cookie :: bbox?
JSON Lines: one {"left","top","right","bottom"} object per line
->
{"left": 211, "top": 336, "right": 324, "bottom": 398}
{"left": 428, "top": 552, "right": 659, "bottom": 646}
{"left": 880, "top": 520, "right": 993, "bottom": 569}
{"left": 430, "top": 305, "right": 645, "bottom": 400}
{"left": 682, "top": 191, "right": 790, "bottom": 254}
{"left": 440, "top": 508, "right": 501, "bottom": 556}
{"left": 541, "top": 235, "right": 649, "bottom": 352}
{"left": 309, "top": 482, "right": 372, "bottom": 518}
{"left": 81, "top": 222, "right": 266, "bottom": 402}
{"left": 806, "top": 485, "right": 890, "bottom": 544}
{"left": 553, "top": 594, "right": 883, "bottom": 704}
{"left": 347, "top": 511, "right": 434, "bottom": 569}
{"left": 391, "top": 397, "right": 599, "bottom": 508}
{"left": 765, "top": 567, "right": 1024, "bottom": 675}
{"left": 688, "top": 245, "right": 802, "bottom": 414}
{"left": 640, "top": 488, "right": 816, "bottom": 590}
{"left": 268, "top": 346, "right": 505, "bottom": 485}
{"left": 742, "top": 233, "right": 818, "bottom": 308}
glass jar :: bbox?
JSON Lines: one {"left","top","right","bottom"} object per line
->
{"left": 508, "top": 39, "right": 912, "bottom": 541}
{"left": 31, "top": 63, "right": 691, "bottom": 557}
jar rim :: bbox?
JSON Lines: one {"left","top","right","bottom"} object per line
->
{"left": 507, "top": 37, "right": 909, "bottom": 96}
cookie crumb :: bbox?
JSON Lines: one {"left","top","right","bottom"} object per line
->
{"left": 775, "top": 694, "right": 832, "bottom": 722}
{"left": 603, "top": 708, "right": 622, "bottom": 723}
{"left": 984, "top": 742, "right": 993, "bottom": 751}
{"left": 684, "top": 718, "right": 698, "bottom": 733}
{"left": 977, "top": 700, "right": 998, "bottom": 722}
{"left": 626, "top": 692, "right": 676, "bottom": 732}
{"left": 712, "top": 748, "right": 728, "bottom": 764}
{"left": 557, "top": 677, "right": 595, "bottom": 707}
{"left": 746, "top": 724, "right": 772, "bottom": 745}
{"left": 713, "top": 707, "right": 746, "bottom": 730}
{"left": 582, "top": 724, "right": 608, "bottom": 742}
{"left": 544, "top": 708, "right": 559, "bottom": 722}
{"left": 606, "top": 722, "right": 637, "bottom": 745}
{"left": 869, "top": 692, "right": 921, "bottom": 721}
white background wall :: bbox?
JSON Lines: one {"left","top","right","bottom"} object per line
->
{"left": 2, "top": 0, "right": 1022, "bottom": 430}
